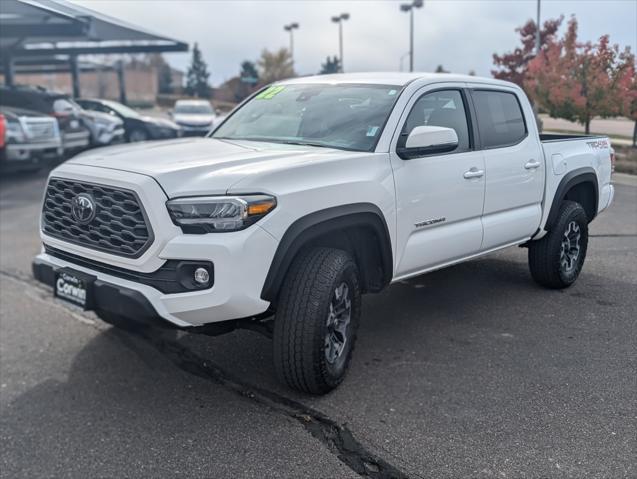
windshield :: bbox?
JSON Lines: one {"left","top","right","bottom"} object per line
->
{"left": 212, "top": 83, "right": 402, "bottom": 152}
{"left": 175, "top": 103, "right": 214, "bottom": 114}
{"left": 103, "top": 100, "right": 141, "bottom": 119}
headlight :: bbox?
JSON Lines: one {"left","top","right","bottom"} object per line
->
{"left": 166, "top": 195, "right": 277, "bottom": 233}
{"left": 5, "top": 121, "right": 25, "bottom": 143}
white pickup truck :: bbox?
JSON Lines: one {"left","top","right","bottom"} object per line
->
{"left": 33, "top": 73, "right": 614, "bottom": 394}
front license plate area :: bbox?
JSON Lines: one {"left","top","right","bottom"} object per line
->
{"left": 54, "top": 268, "right": 96, "bottom": 310}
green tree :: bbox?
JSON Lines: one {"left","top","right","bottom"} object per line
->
{"left": 185, "top": 43, "right": 211, "bottom": 98}
{"left": 236, "top": 60, "right": 260, "bottom": 101}
{"left": 319, "top": 56, "right": 341, "bottom": 74}
{"left": 258, "top": 48, "right": 295, "bottom": 84}
{"left": 240, "top": 61, "right": 259, "bottom": 85}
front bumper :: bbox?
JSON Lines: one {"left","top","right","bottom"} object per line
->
{"left": 2, "top": 142, "right": 63, "bottom": 170}
{"left": 34, "top": 220, "right": 277, "bottom": 328}
{"left": 177, "top": 124, "right": 211, "bottom": 136}
{"left": 33, "top": 259, "right": 163, "bottom": 327}
{"left": 36, "top": 163, "right": 279, "bottom": 328}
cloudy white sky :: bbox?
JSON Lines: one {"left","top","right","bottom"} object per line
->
{"left": 70, "top": 0, "right": 637, "bottom": 86}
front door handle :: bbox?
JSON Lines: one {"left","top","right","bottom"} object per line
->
{"left": 463, "top": 167, "right": 485, "bottom": 179}
{"left": 524, "top": 159, "right": 541, "bottom": 170}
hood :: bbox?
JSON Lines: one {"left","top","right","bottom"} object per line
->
{"left": 66, "top": 137, "right": 357, "bottom": 197}
{"left": 142, "top": 116, "right": 180, "bottom": 130}
{"left": 173, "top": 113, "right": 215, "bottom": 125}
{"left": 81, "top": 110, "right": 123, "bottom": 126}
{"left": 0, "top": 106, "right": 50, "bottom": 120}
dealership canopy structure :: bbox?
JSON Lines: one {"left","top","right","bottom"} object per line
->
{"left": 0, "top": 0, "right": 188, "bottom": 101}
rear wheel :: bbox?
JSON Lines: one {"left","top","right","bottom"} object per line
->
{"left": 273, "top": 247, "right": 361, "bottom": 395}
{"left": 528, "top": 200, "right": 589, "bottom": 289}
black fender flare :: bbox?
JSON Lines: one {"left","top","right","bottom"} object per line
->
{"left": 260, "top": 203, "right": 393, "bottom": 303}
{"left": 545, "top": 167, "right": 599, "bottom": 229}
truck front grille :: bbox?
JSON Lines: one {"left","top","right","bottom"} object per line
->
{"left": 23, "top": 118, "right": 58, "bottom": 142}
{"left": 42, "top": 178, "right": 153, "bottom": 258}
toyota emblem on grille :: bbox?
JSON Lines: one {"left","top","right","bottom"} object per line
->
{"left": 71, "top": 193, "right": 97, "bottom": 224}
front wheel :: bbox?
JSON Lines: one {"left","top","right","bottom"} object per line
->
{"left": 528, "top": 200, "right": 589, "bottom": 289}
{"left": 273, "top": 247, "right": 361, "bottom": 395}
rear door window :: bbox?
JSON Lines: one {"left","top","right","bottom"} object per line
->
{"left": 472, "top": 90, "right": 526, "bottom": 148}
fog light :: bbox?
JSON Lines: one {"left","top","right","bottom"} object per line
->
{"left": 194, "top": 267, "right": 210, "bottom": 285}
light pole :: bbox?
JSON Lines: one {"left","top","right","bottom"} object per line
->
{"left": 535, "top": 0, "right": 541, "bottom": 55}
{"left": 283, "top": 22, "right": 299, "bottom": 62}
{"left": 331, "top": 13, "right": 349, "bottom": 72}
{"left": 400, "top": 0, "right": 423, "bottom": 72}
{"left": 399, "top": 52, "right": 410, "bottom": 72}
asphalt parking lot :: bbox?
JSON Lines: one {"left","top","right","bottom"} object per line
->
{"left": 1, "top": 170, "right": 635, "bottom": 479}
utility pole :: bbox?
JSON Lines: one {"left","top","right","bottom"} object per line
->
{"left": 331, "top": 13, "right": 350, "bottom": 73}
{"left": 400, "top": 0, "right": 424, "bottom": 72}
{"left": 283, "top": 22, "right": 299, "bottom": 63}
{"left": 535, "top": 0, "right": 541, "bottom": 55}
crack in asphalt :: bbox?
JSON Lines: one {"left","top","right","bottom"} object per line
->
{"left": 0, "top": 268, "right": 413, "bottom": 479}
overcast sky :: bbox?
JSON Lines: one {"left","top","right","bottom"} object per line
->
{"left": 70, "top": 0, "right": 637, "bottom": 86}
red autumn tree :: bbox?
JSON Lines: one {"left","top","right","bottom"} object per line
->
{"left": 492, "top": 16, "right": 563, "bottom": 87}
{"left": 525, "top": 17, "right": 635, "bottom": 134}
{"left": 618, "top": 63, "right": 637, "bottom": 146}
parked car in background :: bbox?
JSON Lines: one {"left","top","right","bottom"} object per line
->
{"left": 80, "top": 109, "right": 125, "bottom": 147}
{"left": 0, "top": 107, "right": 62, "bottom": 172}
{"left": 75, "top": 99, "right": 181, "bottom": 142}
{"left": 170, "top": 99, "right": 218, "bottom": 136}
{"left": 0, "top": 86, "right": 90, "bottom": 157}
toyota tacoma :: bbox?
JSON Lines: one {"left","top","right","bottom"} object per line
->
{"left": 33, "top": 73, "right": 615, "bottom": 394}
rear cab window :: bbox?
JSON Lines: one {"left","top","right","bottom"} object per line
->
{"left": 471, "top": 90, "right": 527, "bottom": 149}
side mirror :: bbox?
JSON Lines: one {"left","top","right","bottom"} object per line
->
{"left": 398, "top": 125, "right": 459, "bottom": 159}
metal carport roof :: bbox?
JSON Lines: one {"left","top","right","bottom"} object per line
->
{"left": 0, "top": 0, "right": 188, "bottom": 55}
{"left": 0, "top": 0, "right": 188, "bottom": 101}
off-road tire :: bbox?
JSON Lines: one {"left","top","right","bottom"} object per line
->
{"left": 273, "top": 247, "right": 361, "bottom": 395}
{"left": 528, "top": 200, "right": 589, "bottom": 289}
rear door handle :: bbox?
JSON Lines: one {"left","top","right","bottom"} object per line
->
{"left": 524, "top": 159, "right": 541, "bottom": 170}
{"left": 463, "top": 167, "right": 485, "bottom": 179}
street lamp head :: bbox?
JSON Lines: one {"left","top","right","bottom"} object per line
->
{"left": 291, "top": 22, "right": 299, "bottom": 29}
{"left": 340, "top": 13, "right": 350, "bottom": 21}
{"left": 400, "top": 4, "right": 412, "bottom": 12}
{"left": 413, "top": 0, "right": 424, "bottom": 8}
{"left": 284, "top": 22, "right": 299, "bottom": 31}
{"left": 331, "top": 15, "right": 340, "bottom": 23}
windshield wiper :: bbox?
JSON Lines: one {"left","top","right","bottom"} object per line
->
{"left": 276, "top": 140, "right": 334, "bottom": 149}
{"left": 212, "top": 136, "right": 359, "bottom": 152}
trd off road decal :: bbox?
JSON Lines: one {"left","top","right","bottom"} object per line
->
{"left": 415, "top": 217, "right": 446, "bottom": 228}
{"left": 586, "top": 139, "right": 609, "bottom": 150}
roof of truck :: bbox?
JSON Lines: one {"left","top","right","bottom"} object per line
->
{"left": 279, "top": 72, "right": 517, "bottom": 88}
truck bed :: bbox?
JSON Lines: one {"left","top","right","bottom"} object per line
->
{"left": 540, "top": 133, "right": 607, "bottom": 143}
{"left": 536, "top": 133, "right": 613, "bottom": 236}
